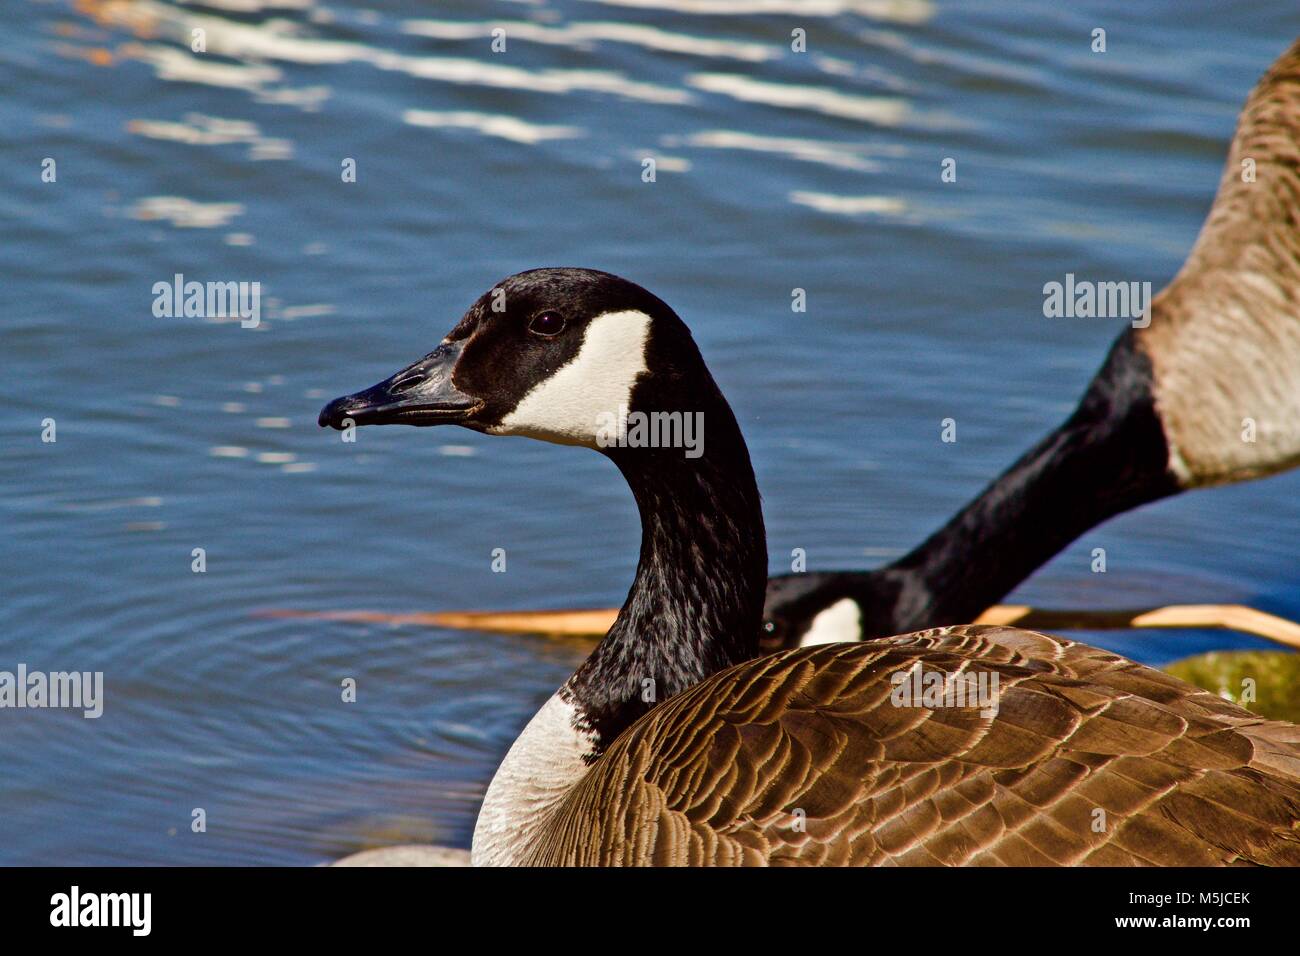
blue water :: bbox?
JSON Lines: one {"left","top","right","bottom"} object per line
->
{"left": 2, "top": 0, "right": 1297, "bottom": 864}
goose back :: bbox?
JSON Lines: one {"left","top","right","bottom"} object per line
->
{"left": 522, "top": 625, "right": 1300, "bottom": 866}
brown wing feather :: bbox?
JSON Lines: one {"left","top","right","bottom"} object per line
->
{"left": 524, "top": 626, "right": 1300, "bottom": 866}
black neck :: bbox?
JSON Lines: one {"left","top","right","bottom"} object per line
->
{"left": 566, "top": 392, "right": 767, "bottom": 755}
{"left": 872, "top": 332, "right": 1182, "bottom": 634}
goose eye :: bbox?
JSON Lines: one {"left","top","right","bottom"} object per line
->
{"left": 529, "top": 311, "right": 566, "bottom": 337}
{"left": 763, "top": 621, "right": 776, "bottom": 634}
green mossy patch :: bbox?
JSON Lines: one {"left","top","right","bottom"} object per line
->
{"left": 1165, "top": 650, "right": 1300, "bottom": 722}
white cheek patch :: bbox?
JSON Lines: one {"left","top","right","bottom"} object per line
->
{"left": 799, "top": 598, "right": 863, "bottom": 647}
{"left": 492, "top": 309, "right": 651, "bottom": 447}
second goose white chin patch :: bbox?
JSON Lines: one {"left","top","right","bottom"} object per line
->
{"left": 799, "top": 597, "right": 864, "bottom": 647}
{"left": 492, "top": 309, "right": 652, "bottom": 447}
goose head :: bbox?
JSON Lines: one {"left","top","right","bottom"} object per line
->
{"left": 318, "top": 267, "right": 709, "bottom": 454}
{"left": 760, "top": 574, "right": 867, "bottom": 649}
{"left": 321, "top": 267, "right": 769, "bottom": 768}
{"left": 759, "top": 570, "right": 923, "bottom": 648}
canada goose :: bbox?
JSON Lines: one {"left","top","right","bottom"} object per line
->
{"left": 761, "top": 34, "right": 1300, "bottom": 649}
{"left": 390, "top": 38, "right": 1300, "bottom": 654}
{"left": 319, "top": 267, "right": 1300, "bottom": 866}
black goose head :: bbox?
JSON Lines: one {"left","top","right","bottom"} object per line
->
{"left": 322, "top": 268, "right": 770, "bottom": 747}
{"left": 319, "top": 267, "right": 706, "bottom": 450}
{"left": 759, "top": 573, "right": 859, "bottom": 649}
{"left": 759, "top": 564, "right": 945, "bottom": 648}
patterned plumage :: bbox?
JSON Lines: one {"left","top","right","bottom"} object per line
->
{"left": 525, "top": 626, "right": 1300, "bottom": 866}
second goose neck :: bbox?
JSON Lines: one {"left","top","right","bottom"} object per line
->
{"left": 881, "top": 332, "right": 1182, "bottom": 632}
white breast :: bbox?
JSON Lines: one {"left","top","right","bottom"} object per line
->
{"left": 472, "top": 691, "right": 596, "bottom": 866}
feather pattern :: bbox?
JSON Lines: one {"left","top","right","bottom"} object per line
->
{"left": 522, "top": 626, "right": 1300, "bottom": 866}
